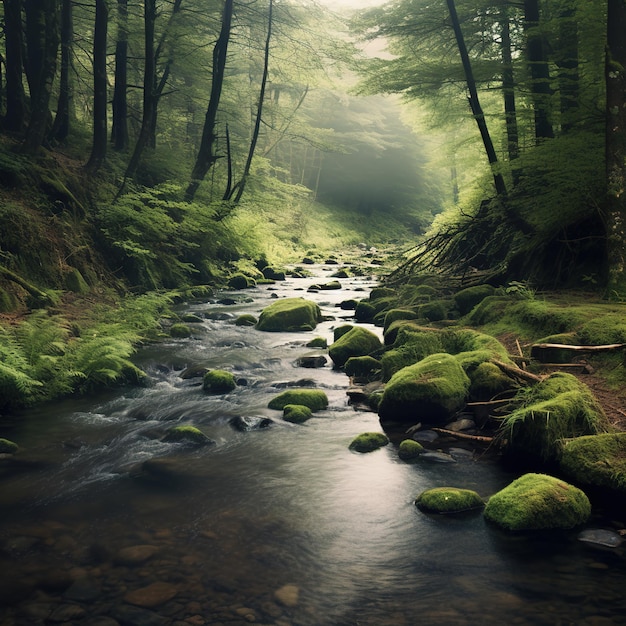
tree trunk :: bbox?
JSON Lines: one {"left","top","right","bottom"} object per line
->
{"left": 185, "top": 0, "right": 234, "bottom": 202}
{"left": 226, "top": 0, "right": 273, "bottom": 205}
{"left": 604, "top": 0, "right": 626, "bottom": 295}
{"left": 524, "top": 0, "right": 554, "bottom": 141}
{"left": 446, "top": 0, "right": 507, "bottom": 197}
{"left": 500, "top": 8, "right": 519, "bottom": 166}
{"left": 2, "top": 0, "right": 26, "bottom": 132}
{"left": 50, "top": 0, "right": 73, "bottom": 141}
{"left": 111, "top": 0, "right": 129, "bottom": 151}
{"left": 86, "top": 0, "right": 108, "bottom": 170}
{"left": 555, "top": 0, "right": 580, "bottom": 132}
{"left": 22, "top": 0, "right": 60, "bottom": 154}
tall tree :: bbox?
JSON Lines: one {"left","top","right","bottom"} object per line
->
{"left": 2, "top": 0, "right": 26, "bottom": 132}
{"left": 111, "top": 0, "right": 129, "bottom": 151}
{"left": 50, "top": 0, "right": 74, "bottom": 141}
{"left": 604, "top": 0, "right": 626, "bottom": 294}
{"left": 185, "top": 0, "right": 234, "bottom": 202}
{"left": 86, "top": 0, "right": 108, "bottom": 170}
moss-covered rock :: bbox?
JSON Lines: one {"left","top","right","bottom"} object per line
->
{"left": 415, "top": 487, "right": 484, "bottom": 514}
{"left": 181, "top": 313, "right": 204, "bottom": 323}
{"left": 577, "top": 314, "right": 626, "bottom": 345}
{"left": 349, "top": 431, "right": 389, "bottom": 452}
{"left": 484, "top": 473, "right": 591, "bottom": 531}
{"left": 262, "top": 267, "right": 286, "bottom": 281}
{"left": 162, "top": 425, "right": 214, "bottom": 446}
{"left": 65, "top": 267, "right": 90, "bottom": 294}
{"left": 378, "top": 353, "right": 470, "bottom": 424}
{"left": 468, "top": 361, "right": 516, "bottom": 400}
{"left": 256, "top": 297, "right": 322, "bottom": 332}
{"left": 235, "top": 314, "right": 257, "bottom": 327}
{"left": 383, "top": 309, "right": 419, "bottom": 332}
{"left": 454, "top": 284, "right": 496, "bottom": 315}
{"left": 559, "top": 433, "right": 626, "bottom": 494}
{"left": 344, "top": 355, "right": 381, "bottom": 378}
{"left": 0, "top": 438, "right": 19, "bottom": 454}
{"left": 203, "top": 369, "right": 237, "bottom": 393}
{"left": 333, "top": 324, "right": 354, "bottom": 342}
{"left": 329, "top": 326, "right": 383, "bottom": 367}
{"left": 398, "top": 439, "right": 424, "bottom": 460}
{"left": 283, "top": 404, "right": 313, "bottom": 424}
{"left": 306, "top": 337, "right": 328, "bottom": 349}
{"left": 369, "top": 287, "right": 396, "bottom": 301}
{"left": 228, "top": 273, "right": 256, "bottom": 289}
{"left": 170, "top": 323, "right": 191, "bottom": 338}
{"left": 417, "top": 300, "right": 449, "bottom": 322}
{"left": 320, "top": 280, "right": 342, "bottom": 290}
{"left": 268, "top": 389, "right": 328, "bottom": 411}
{"left": 498, "top": 372, "right": 608, "bottom": 462}
{"left": 355, "top": 300, "right": 376, "bottom": 321}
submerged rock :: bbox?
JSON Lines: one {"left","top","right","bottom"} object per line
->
{"left": 203, "top": 369, "right": 237, "bottom": 393}
{"left": 578, "top": 528, "right": 624, "bottom": 549}
{"left": 229, "top": 415, "right": 273, "bottom": 431}
{"left": 162, "top": 425, "right": 214, "bottom": 446}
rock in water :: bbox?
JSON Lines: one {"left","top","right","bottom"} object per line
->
{"left": 578, "top": 528, "right": 624, "bottom": 548}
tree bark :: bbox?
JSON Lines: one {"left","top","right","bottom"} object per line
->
{"left": 555, "top": 0, "right": 580, "bottom": 132}
{"left": 2, "top": 0, "right": 26, "bottom": 132}
{"left": 524, "top": 0, "right": 554, "bottom": 141}
{"left": 185, "top": 0, "right": 234, "bottom": 202}
{"left": 86, "top": 0, "right": 109, "bottom": 170}
{"left": 446, "top": 0, "right": 507, "bottom": 197}
{"left": 111, "top": 0, "right": 129, "bottom": 151}
{"left": 500, "top": 8, "right": 519, "bottom": 167}
{"left": 604, "top": 0, "right": 626, "bottom": 295}
{"left": 50, "top": 0, "right": 73, "bottom": 141}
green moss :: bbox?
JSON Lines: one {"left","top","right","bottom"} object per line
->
{"left": 355, "top": 300, "right": 376, "bottom": 321}
{"left": 0, "top": 438, "right": 19, "bottom": 454}
{"left": 235, "top": 314, "right": 257, "bottom": 327}
{"left": 262, "top": 267, "right": 286, "bottom": 281}
{"left": 559, "top": 433, "right": 626, "bottom": 493}
{"left": 256, "top": 297, "right": 322, "bottom": 332}
{"left": 170, "top": 323, "right": 191, "bottom": 338}
{"left": 162, "top": 425, "right": 214, "bottom": 445}
{"left": 398, "top": 438, "right": 424, "bottom": 460}
{"left": 383, "top": 309, "right": 418, "bottom": 332}
{"left": 498, "top": 372, "right": 608, "bottom": 462}
{"left": 203, "top": 369, "right": 237, "bottom": 393}
{"left": 577, "top": 314, "right": 626, "bottom": 345}
{"left": 334, "top": 325, "right": 354, "bottom": 342}
{"left": 383, "top": 320, "right": 429, "bottom": 346}
{"left": 306, "top": 337, "right": 328, "bottom": 349}
{"left": 65, "top": 268, "right": 90, "bottom": 294}
{"left": 320, "top": 280, "right": 342, "bottom": 290}
{"left": 465, "top": 295, "right": 512, "bottom": 326}
{"left": 369, "top": 287, "right": 396, "bottom": 301}
{"left": 344, "top": 355, "right": 381, "bottom": 378}
{"left": 329, "top": 326, "right": 383, "bottom": 367}
{"left": 415, "top": 487, "right": 484, "bottom": 514}
{"left": 181, "top": 313, "right": 204, "bottom": 323}
{"left": 0, "top": 289, "right": 16, "bottom": 313}
{"left": 397, "top": 283, "right": 440, "bottom": 305}
{"left": 417, "top": 300, "right": 449, "bottom": 322}
{"left": 283, "top": 404, "right": 313, "bottom": 424}
{"left": 454, "top": 284, "right": 496, "bottom": 315}
{"left": 484, "top": 473, "right": 591, "bottom": 531}
{"left": 268, "top": 389, "right": 329, "bottom": 411}
{"left": 468, "top": 361, "right": 515, "bottom": 400}
{"left": 228, "top": 273, "right": 256, "bottom": 289}
{"left": 378, "top": 353, "right": 470, "bottom": 424}
{"left": 349, "top": 431, "right": 389, "bottom": 452}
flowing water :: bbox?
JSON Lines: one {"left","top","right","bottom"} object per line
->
{"left": 0, "top": 261, "right": 625, "bottom": 626}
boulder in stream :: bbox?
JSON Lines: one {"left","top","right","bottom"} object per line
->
{"left": 484, "top": 473, "right": 591, "bottom": 531}
{"left": 349, "top": 431, "right": 389, "bottom": 453}
{"left": 415, "top": 487, "right": 484, "bottom": 514}
{"left": 162, "top": 425, "right": 214, "bottom": 446}
{"left": 0, "top": 438, "right": 18, "bottom": 454}
{"left": 230, "top": 415, "right": 273, "bottom": 431}
{"left": 328, "top": 326, "right": 383, "bottom": 367}
{"left": 268, "top": 389, "right": 328, "bottom": 412}
{"left": 203, "top": 369, "right": 237, "bottom": 393}
{"left": 283, "top": 404, "right": 313, "bottom": 424}
{"left": 256, "top": 297, "right": 322, "bottom": 332}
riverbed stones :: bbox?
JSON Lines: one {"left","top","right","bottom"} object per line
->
{"left": 124, "top": 581, "right": 178, "bottom": 608}
{"left": 484, "top": 473, "right": 591, "bottom": 531}
{"left": 268, "top": 389, "right": 328, "bottom": 411}
{"left": 328, "top": 326, "right": 383, "bottom": 367}
{"left": 296, "top": 354, "right": 327, "bottom": 368}
{"left": 398, "top": 439, "right": 424, "bottom": 460}
{"left": 169, "top": 323, "right": 191, "bottom": 338}
{"left": 114, "top": 544, "right": 159, "bottom": 566}
{"left": 274, "top": 584, "right": 299, "bottom": 607}
{"left": 378, "top": 353, "right": 470, "bottom": 425}
{"left": 256, "top": 297, "right": 322, "bottom": 332}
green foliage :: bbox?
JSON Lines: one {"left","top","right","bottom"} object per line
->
{"left": 484, "top": 473, "right": 591, "bottom": 531}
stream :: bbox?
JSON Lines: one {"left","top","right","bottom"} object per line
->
{"left": 0, "top": 260, "right": 625, "bottom": 626}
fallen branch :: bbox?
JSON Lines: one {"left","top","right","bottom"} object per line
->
{"left": 530, "top": 342, "right": 626, "bottom": 363}
{"left": 431, "top": 427, "right": 494, "bottom": 444}
{"left": 491, "top": 359, "right": 543, "bottom": 384}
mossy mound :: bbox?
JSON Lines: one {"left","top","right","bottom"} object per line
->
{"left": 498, "top": 372, "right": 608, "bottom": 462}
{"left": 355, "top": 300, "right": 376, "bottom": 321}
{"left": 283, "top": 404, "right": 313, "bottom": 424}
{"left": 262, "top": 267, "right": 286, "bottom": 281}
{"left": 65, "top": 267, "right": 90, "bottom": 294}
{"left": 397, "top": 283, "right": 440, "bottom": 305}
{"left": 415, "top": 487, "right": 484, "bottom": 514}
{"left": 349, "top": 431, "right": 389, "bottom": 452}
{"left": 235, "top": 314, "right": 257, "bottom": 327}
{"left": 333, "top": 325, "right": 355, "bottom": 342}
{"left": 469, "top": 361, "right": 516, "bottom": 400}
{"left": 344, "top": 355, "right": 381, "bottom": 378}
{"left": 454, "top": 284, "right": 496, "bottom": 315}
{"left": 378, "top": 353, "right": 471, "bottom": 424}
{"left": 369, "top": 287, "right": 396, "bottom": 301}
{"left": 268, "top": 389, "right": 328, "bottom": 411}
{"left": 383, "top": 309, "right": 419, "bottom": 332}
{"left": 559, "top": 433, "right": 626, "bottom": 494}
{"left": 328, "top": 326, "right": 383, "bottom": 368}
{"left": 577, "top": 314, "right": 626, "bottom": 345}
{"left": 0, "top": 438, "right": 19, "bottom": 454}
{"left": 418, "top": 300, "right": 449, "bottom": 322}
{"left": 162, "top": 425, "right": 214, "bottom": 446}
{"left": 203, "top": 370, "right": 237, "bottom": 393}
{"left": 256, "top": 298, "right": 322, "bottom": 332}
{"left": 228, "top": 273, "right": 256, "bottom": 289}
{"left": 484, "top": 473, "right": 591, "bottom": 531}
{"left": 398, "top": 439, "right": 424, "bottom": 460}
{"left": 170, "top": 323, "right": 191, "bottom": 338}
{"left": 306, "top": 337, "right": 328, "bottom": 349}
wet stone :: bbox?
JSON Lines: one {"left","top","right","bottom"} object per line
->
{"left": 578, "top": 528, "right": 624, "bottom": 549}
{"left": 274, "top": 584, "right": 299, "bottom": 607}
{"left": 412, "top": 430, "right": 439, "bottom": 443}
{"left": 419, "top": 451, "right": 457, "bottom": 463}
{"left": 445, "top": 418, "right": 476, "bottom": 432}
{"left": 124, "top": 581, "right": 178, "bottom": 608}
{"left": 115, "top": 545, "right": 160, "bottom": 566}
{"left": 63, "top": 577, "right": 101, "bottom": 602}
{"left": 111, "top": 604, "right": 168, "bottom": 626}
{"left": 48, "top": 603, "right": 87, "bottom": 622}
